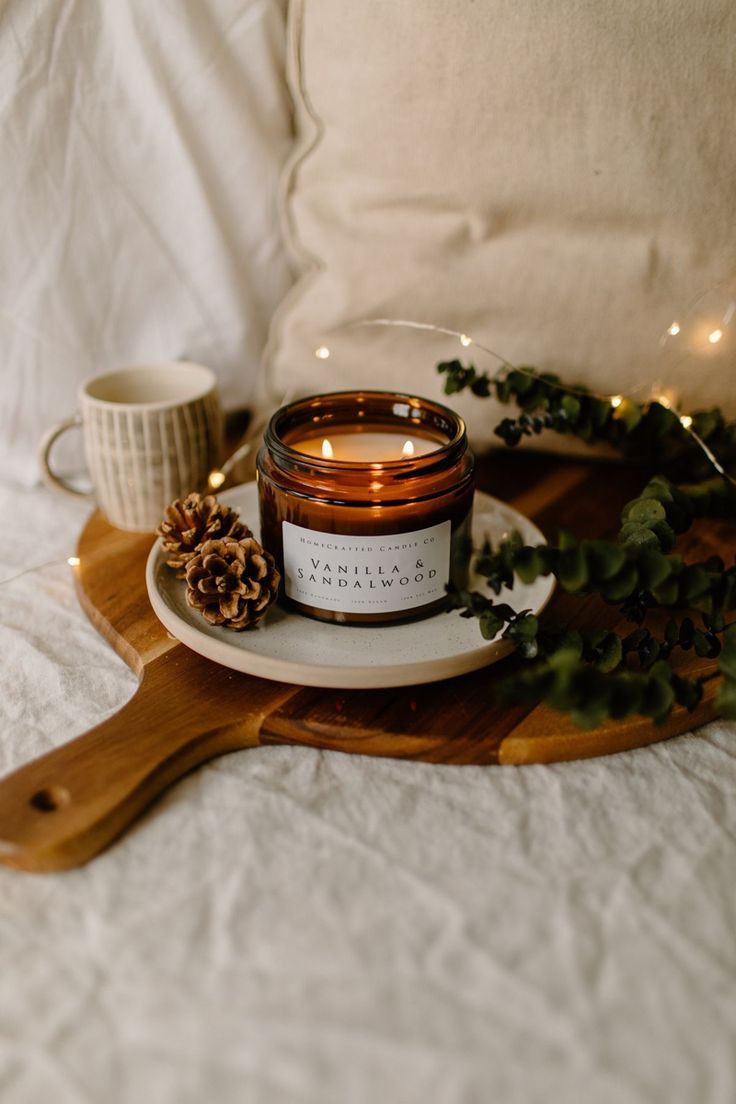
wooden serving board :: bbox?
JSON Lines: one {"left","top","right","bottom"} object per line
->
{"left": 0, "top": 456, "right": 723, "bottom": 872}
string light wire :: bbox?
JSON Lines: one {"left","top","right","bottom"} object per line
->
{"left": 348, "top": 318, "right": 512, "bottom": 369}
{"left": 348, "top": 318, "right": 656, "bottom": 402}
{"left": 0, "top": 556, "right": 80, "bottom": 589}
{"left": 5, "top": 309, "right": 732, "bottom": 593}
{"left": 208, "top": 388, "right": 297, "bottom": 490}
{"left": 320, "top": 316, "right": 736, "bottom": 488}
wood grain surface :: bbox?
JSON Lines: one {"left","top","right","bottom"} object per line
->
{"left": 0, "top": 454, "right": 723, "bottom": 872}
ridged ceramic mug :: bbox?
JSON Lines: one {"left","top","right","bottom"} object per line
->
{"left": 39, "top": 362, "right": 223, "bottom": 531}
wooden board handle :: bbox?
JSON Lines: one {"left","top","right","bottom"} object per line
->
{"left": 0, "top": 649, "right": 293, "bottom": 872}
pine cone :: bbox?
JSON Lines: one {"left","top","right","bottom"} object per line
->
{"left": 157, "top": 493, "right": 251, "bottom": 577}
{"left": 185, "top": 537, "right": 280, "bottom": 630}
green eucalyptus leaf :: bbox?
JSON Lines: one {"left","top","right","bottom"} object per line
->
{"left": 583, "top": 539, "right": 627, "bottom": 580}
{"left": 636, "top": 549, "right": 672, "bottom": 590}
{"left": 693, "top": 410, "right": 721, "bottom": 438}
{"left": 597, "top": 634, "right": 623, "bottom": 673}
{"left": 628, "top": 498, "right": 667, "bottom": 525}
{"left": 601, "top": 562, "right": 639, "bottom": 601}
{"left": 570, "top": 701, "right": 611, "bottom": 730}
{"left": 693, "top": 630, "right": 719, "bottom": 658}
{"left": 639, "top": 479, "right": 673, "bottom": 503}
{"left": 650, "top": 520, "right": 676, "bottom": 552}
{"left": 557, "top": 546, "right": 590, "bottom": 591}
{"left": 495, "top": 378, "right": 512, "bottom": 403}
{"left": 507, "top": 369, "right": 535, "bottom": 396}
{"left": 639, "top": 636, "right": 661, "bottom": 667}
{"left": 651, "top": 576, "right": 681, "bottom": 606}
{"left": 561, "top": 395, "right": 581, "bottom": 422}
{"left": 640, "top": 672, "right": 676, "bottom": 723}
{"left": 557, "top": 530, "right": 578, "bottom": 551}
{"left": 514, "top": 614, "right": 539, "bottom": 640}
{"left": 708, "top": 610, "right": 726, "bottom": 633}
{"left": 619, "top": 523, "right": 660, "bottom": 550}
{"left": 514, "top": 546, "right": 544, "bottom": 584}
{"left": 608, "top": 675, "right": 643, "bottom": 719}
{"left": 682, "top": 567, "right": 711, "bottom": 602}
{"left": 479, "top": 611, "right": 504, "bottom": 640}
{"left": 590, "top": 399, "right": 613, "bottom": 430}
{"left": 671, "top": 674, "right": 702, "bottom": 711}
{"left": 690, "top": 594, "right": 715, "bottom": 616}
{"left": 548, "top": 647, "right": 583, "bottom": 673}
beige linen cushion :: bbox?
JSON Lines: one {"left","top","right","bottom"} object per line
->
{"left": 265, "top": 0, "right": 736, "bottom": 447}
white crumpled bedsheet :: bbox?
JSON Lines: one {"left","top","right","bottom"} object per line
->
{"left": 1, "top": 480, "right": 735, "bottom": 1104}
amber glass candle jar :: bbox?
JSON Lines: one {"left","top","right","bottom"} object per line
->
{"left": 257, "top": 391, "right": 475, "bottom": 625}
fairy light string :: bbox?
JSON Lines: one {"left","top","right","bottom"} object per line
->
{"left": 9, "top": 308, "right": 731, "bottom": 591}
{"left": 0, "top": 556, "right": 81, "bottom": 589}
{"left": 313, "top": 317, "right": 736, "bottom": 489}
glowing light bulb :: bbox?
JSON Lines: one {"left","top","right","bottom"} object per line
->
{"left": 67, "top": 556, "right": 80, "bottom": 567}
{"left": 708, "top": 329, "right": 723, "bottom": 344}
{"left": 208, "top": 470, "right": 226, "bottom": 489}
{"left": 653, "top": 385, "right": 681, "bottom": 411}
{"left": 401, "top": 439, "right": 415, "bottom": 457}
{"left": 321, "top": 438, "right": 334, "bottom": 459}
{"left": 680, "top": 414, "right": 693, "bottom": 429}
{"left": 459, "top": 333, "right": 472, "bottom": 347}
{"left": 610, "top": 395, "right": 623, "bottom": 409}
{"left": 667, "top": 322, "right": 681, "bottom": 336}
{"left": 315, "top": 346, "right": 330, "bottom": 359}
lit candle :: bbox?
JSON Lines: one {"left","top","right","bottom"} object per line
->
{"left": 289, "top": 431, "right": 438, "bottom": 463}
{"left": 257, "top": 391, "right": 475, "bottom": 626}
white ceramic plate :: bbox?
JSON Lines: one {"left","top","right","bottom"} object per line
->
{"left": 146, "top": 484, "right": 554, "bottom": 689}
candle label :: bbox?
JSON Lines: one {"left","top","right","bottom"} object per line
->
{"left": 282, "top": 520, "right": 452, "bottom": 614}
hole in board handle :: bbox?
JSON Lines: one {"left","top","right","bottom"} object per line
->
{"left": 30, "top": 786, "right": 71, "bottom": 813}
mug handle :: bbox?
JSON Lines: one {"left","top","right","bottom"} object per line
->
{"left": 38, "top": 414, "right": 93, "bottom": 499}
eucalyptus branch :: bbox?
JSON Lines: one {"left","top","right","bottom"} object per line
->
{"left": 449, "top": 586, "right": 722, "bottom": 671}
{"left": 495, "top": 649, "right": 703, "bottom": 730}
{"left": 473, "top": 473, "right": 736, "bottom": 624}
{"left": 437, "top": 360, "right": 736, "bottom": 477}
{"left": 438, "top": 357, "right": 736, "bottom": 727}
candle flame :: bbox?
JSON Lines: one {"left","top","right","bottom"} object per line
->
{"left": 321, "top": 438, "right": 334, "bottom": 459}
{"left": 401, "top": 439, "right": 415, "bottom": 457}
